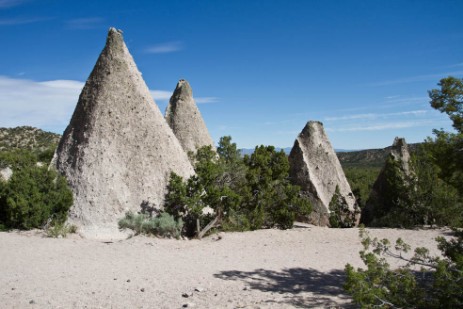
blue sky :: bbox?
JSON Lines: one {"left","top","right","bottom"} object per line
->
{"left": 0, "top": 0, "right": 462, "bottom": 149}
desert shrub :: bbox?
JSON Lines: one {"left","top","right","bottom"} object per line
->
{"left": 164, "top": 173, "right": 207, "bottom": 236}
{"left": 221, "top": 208, "right": 251, "bottom": 231}
{"left": 45, "top": 222, "right": 77, "bottom": 238}
{"left": 118, "top": 211, "right": 183, "bottom": 239}
{"left": 164, "top": 138, "right": 312, "bottom": 236}
{"left": 118, "top": 211, "right": 145, "bottom": 233}
{"left": 410, "top": 144, "right": 462, "bottom": 227}
{"left": 143, "top": 212, "right": 184, "bottom": 239}
{"left": 344, "top": 227, "right": 463, "bottom": 308}
{"left": 0, "top": 162, "right": 73, "bottom": 230}
{"left": 165, "top": 137, "right": 246, "bottom": 236}
{"left": 329, "top": 186, "right": 357, "bottom": 228}
{"left": 343, "top": 166, "right": 381, "bottom": 208}
{"left": 241, "top": 145, "right": 312, "bottom": 229}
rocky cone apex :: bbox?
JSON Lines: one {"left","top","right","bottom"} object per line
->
{"left": 288, "top": 121, "right": 359, "bottom": 226}
{"left": 53, "top": 28, "right": 194, "bottom": 239}
{"left": 165, "top": 79, "right": 215, "bottom": 155}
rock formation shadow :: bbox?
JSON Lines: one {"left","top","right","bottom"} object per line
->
{"left": 214, "top": 267, "right": 355, "bottom": 308}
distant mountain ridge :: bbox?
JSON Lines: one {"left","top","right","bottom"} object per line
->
{"left": 0, "top": 126, "right": 60, "bottom": 152}
{"left": 336, "top": 143, "right": 419, "bottom": 168}
{"left": 240, "top": 143, "right": 420, "bottom": 168}
{"left": 239, "top": 147, "right": 356, "bottom": 156}
{"left": 0, "top": 126, "right": 419, "bottom": 169}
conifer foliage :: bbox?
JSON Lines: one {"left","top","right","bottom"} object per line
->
{"left": 0, "top": 150, "right": 73, "bottom": 230}
{"left": 164, "top": 137, "right": 312, "bottom": 236}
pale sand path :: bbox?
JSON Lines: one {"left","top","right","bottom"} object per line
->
{"left": 0, "top": 226, "right": 448, "bottom": 308}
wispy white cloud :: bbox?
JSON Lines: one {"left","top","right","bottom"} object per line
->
{"left": 196, "top": 97, "right": 219, "bottom": 104}
{"left": 145, "top": 41, "right": 183, "bottom": 54}
{"left": 326, "top": 120, "right": 436, "bottom": 133}
{"left": 264, "top": 119, "right": 296, "bottom": 126}
{"left": 0, "top": 76, "right": 84, "bottom": 131}
{"left": 384, "top": 96, "right": 428, "bottom": 103}
{"left": 0, "top": 16, "right": 49, "bottom": 25}
{"left": 66, "top": 17, "right": 104, "bottom": 30}
{"left": 0, "top": 76, "right": 216, "bottom": 132}
{"left": 367, "top": 71, "right": 463, "bottom": 87}
{"left": 446, "top": 62, "right": 463, "bottom": 68}
{"left": 325, "top": 110, "right": 427, "bottom": 121}
{"left": 391, "top": 110, "right": 427, "bottom": 116}
{"left": 325, "top": 113, "right": 376, "bottom": 121}
{"left": 0, "top": 0, "right": 26, "bottom": 8}
{"left": 385, "top": 95, "right": 401, "bottom": 99}
{"left": 150, "top": 90, "right": 172, "bottom": 101}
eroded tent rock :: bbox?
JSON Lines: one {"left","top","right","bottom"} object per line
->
{"left": 288, "top": 121, "right": 359, "bottom": 227}
{"left": 54, "top": 28, "right": 194, "bottom": 239}
{"left": 165, "top": 80, "right": 215, "bottom": 155}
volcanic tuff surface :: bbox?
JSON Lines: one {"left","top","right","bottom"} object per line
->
{"left": 54, "top": 28, "right": 194, "bottom": 239}
{"left": 288, "top": 121, "right": 359, "bottom": 226}
{"left": 165, "top": 80, "right": 215, "bottom": 155}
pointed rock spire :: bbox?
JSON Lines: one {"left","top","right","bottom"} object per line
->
{"left": 165, "top": 79, "right": 215, "bottom": 154}
{"left": 390, "top": 137, "right": 411, "bottom": 175}
{"left": 288, "top": 121, "right": 359, "bottom": 226}
{"left": 54, "top": 28, "right": 194, "bottom": 239}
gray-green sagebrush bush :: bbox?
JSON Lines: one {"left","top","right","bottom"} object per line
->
{"left": 0, "top": 149, "right": 73, "bottom": 230}
{"left": 118, "top": 211, "right": 183, "bottom": 239}
{"left": 344, "top": 228, "right": 463, "bottom": 308}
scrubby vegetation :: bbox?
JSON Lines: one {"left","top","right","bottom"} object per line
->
{"left": 344, "top": 77, "right": 463, "bottom": 307}
{"left": 164, "top": 136, "right": 312, "bottom": 237}
{"left": 118, "top": 211, "right": 183, "bottom": 239}
{"left": 0, "top": 126, "right": 60, "bottom": 153}
{"left": 0, "top": 149, "right": 73, "bottom": 231}
{"left": 343, "top": 166, "right": 381, "bottom": 209}
{"left": 337, "top": 144, "right": 419, "bottom": 169}
{"left": 345, "top": 228, "right": 463, "bottom": 308}
{"left": 45, "top": 222, "right": 77, "bottom": 238}
{"left": 329, "top": 185, "right": 358, "bottom": 228}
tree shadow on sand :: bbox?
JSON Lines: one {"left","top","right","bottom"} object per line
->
{"left": 214, "top": 267, "right": 356, "bottom": 308}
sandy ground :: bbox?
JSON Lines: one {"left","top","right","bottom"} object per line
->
{"left": 0, "top": 225, "right": 449, "bottom": 309}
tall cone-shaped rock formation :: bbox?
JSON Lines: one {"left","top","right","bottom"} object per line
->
{"left": 54, "top": 28, "right": 194, "bottom": 239}
{"left": 361, "top": 137, "right": 413, "bottom": 226}
{"left": 165, "top": 80, "right": 215, "bottom": 154}
{"left": 288, "top": 121, "right": 359, "bottom": 227}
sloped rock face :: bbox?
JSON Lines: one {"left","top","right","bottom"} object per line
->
{"left": 165, "top": 80, "right": 215, "bottom": 155}
{"left": 54, "top": 28, "right": 194, "bottom": 239}
{"left": 389, "top": 137, "right": 411, "bottom": 175}
{"left": 288, "top": 121, "right": 359, "bottom": 226}
{"left": 361, "top": 137, "right": 412, "bottom": 225}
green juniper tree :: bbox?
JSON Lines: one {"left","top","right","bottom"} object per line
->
{"left": 241, "top": 145, "right": 311, "bottom": 230}
{"left": 0, "top": 149, "right": 73, "bottom": 230}
{"left": 164, "top": 138, "right": 312, "bottom": 236}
